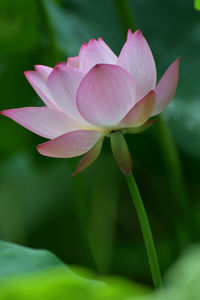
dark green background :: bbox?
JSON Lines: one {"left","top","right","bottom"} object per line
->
{"left": 0, "top": 0, "right": 200, "bottom": 286}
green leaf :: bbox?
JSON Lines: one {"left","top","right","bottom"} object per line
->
{"left": 0, "top": 241, "right": 149, "bottom": 300}
{"left": 0, "top": 241, "right": 70, "bottom": 280}
{"left": 194, "top": 0, "right": 200, "bottom": 10}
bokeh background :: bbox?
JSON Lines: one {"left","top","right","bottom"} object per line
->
{"left": 0, "top": 0, "right": 200, "bottom": 286}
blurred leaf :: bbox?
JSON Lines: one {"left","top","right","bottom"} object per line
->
{"left": 161, "top": 245, "right": 200, "bottom": 300}
{"left": 41, "top": 0, "right": 92, "bottom": 57}
{"left": 3, "top": 242, "right": 200, "bottom": 299}
{"left": 0, "top": 241, "right": 149, "bottom": 300}
{"left": 0, "top": 268, "right": 149, "bottom": 300}
{"left": 0, "top": 240, "right": 70, "bottom": 280}
{"left": 194, "top": 0, "right": 200, "bottom": 10}
{"left": 163, "top": 98, "right": 200, "bottom": 159}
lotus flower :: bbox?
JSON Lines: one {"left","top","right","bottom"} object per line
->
{"left": 1, "top": 30, "right": 180, "bottom": 175}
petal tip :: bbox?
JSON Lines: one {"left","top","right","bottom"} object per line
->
{"left": 36, "top": 144, "right": 46, "bottom": 156}
{"left": 34, "top": 65, "right": 39, "bottom": 70}
{"left": 80, "top": 41, "right": 87, "bottom": 50}
{"left": 148, "top": 89, "right": 156, "bottom": 96}
{"left": 24, "top": 70, "right": 34, "bottom": 81}
{"left": 0, "top": 110, "right": 6, "bottom": 116}
{"left": 127, "top": 28, "right": 133, "bottom": 38}
{"left": 0, "top": 109, "right": 14, "bottom": 117}
{"left": 88, "top": 38, "right": 96, "bottom": 44}
{"left": 34, "top": 64, "right": 47, "bottom": 71}
{"left": 177, "top": 57, "right": 181, "bottom": 65}
{"left": 127, "top": 28, "right": 142, "bottom": 40}
{"left": 128, "top": 29, "right": 143, "bottom": 39}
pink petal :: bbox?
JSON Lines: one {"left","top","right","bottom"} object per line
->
{"left": 152, "top": 58, "right": 180, "bottom": 116}
{"left": 76, "top": 64, "right": 136, "bottom": 127}
{"left": 55, "top": 62, "right": 67, "bottom": 68}
{"left": 71, "top": 138, "right": 104, "bottom": 176}
{"left": 120, "top": 90, "right": 155, "bottom": 127}
{"left": 118, "top": 29, "right": 157, "bottom": 100}
{"left": 67, "top": 56, "right": 79, "bottom": 68}
{"left": 34, "top": 65, "right": 53, "bottom": 81}
{"left": 24, "top": 69, "right": 57, "bottom": 109}
{"left": 47, "top": 67, "right": 85, "bottom": 122}
{"left": 1, "top": 107, "right": 81, "bottom": 139}
{"left": 79, "top": 38, "right": 117, "bottom": 73}
{"left": 37, "top": 130, "right": 104, "bottom": 158}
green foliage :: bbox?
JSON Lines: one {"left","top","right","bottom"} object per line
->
{"left": 0, "top": 241, "right": 148, "bottom": 299}
{"left": 1, "top": 0, "right": 200, "bottom": 290}
{"left": 194, "top": 0, "right": 200, "bottom": 10}
{"left": 0, "top": 241, "right": 68, "bottom": 279}
{"left": 1, "top": 242, "right": 200, "bottom": 299}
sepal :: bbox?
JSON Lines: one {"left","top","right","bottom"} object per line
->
{"left": 110, "top": 131, "right": 132, "bottom": 176}
{"left": 122, "top": 119, "right": 157, "bottom": 135}
{"left": 71, "top": 138, "right": 104, "bottom": 176}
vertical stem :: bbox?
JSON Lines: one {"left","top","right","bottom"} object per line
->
{"left": 113, "top": 0, "right": 192, "bottom": 239}
{"left": 126, "top": 172, "right": 162, "bottom": 289}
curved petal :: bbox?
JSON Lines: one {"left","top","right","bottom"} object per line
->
{"left": 79, "top": 38, "right": 117, "bottom": 73}
{"left": 47, "top": 67, "right": 85, "bottom": 122}
{"left": 55, "top": 62, "right": 67, "bottom": 68}
{"left": 37, "top": 130, "right": 104, "bottom": 158}
{"left": 152, "top": 58, "right": 180, "bottom": 116}
{"left": 24, "top": 69, "right": 57, "bottom": 109}
{"left": 34, "top": 65, "right": 53, "bottom": 81}
{"left": 1, "top": 107, "right": 81, "bottom": 139}
{"left": 67, "top": 56, "right": 79, "bottom": 68}
{"left": 76, "top": 64, "right": 136, "bottom": 127}
{"left": 118, "top": 29, "right": 157, "bottom": 100}
{"left": 71, "top": 138, "right": 104, "bottom": 176}
{"left": 120, "top": 90, "right": 155, "bottom": 127}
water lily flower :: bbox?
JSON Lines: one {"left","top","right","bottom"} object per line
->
{"left": 1, "top": 30, "right": 180, "bottom": 175}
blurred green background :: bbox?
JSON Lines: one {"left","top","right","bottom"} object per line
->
{"left": 0, "top": 0, "right": 200, "bottom": 287}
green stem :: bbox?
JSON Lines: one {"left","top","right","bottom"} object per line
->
{"left": 126, "top": 172, "right": 162, "bottom": 289}
{"left": 113, "top": 0, "right": 136, "bottom": 34}
{"left": 113, "top": 0, "right": 192, "bottom": 241}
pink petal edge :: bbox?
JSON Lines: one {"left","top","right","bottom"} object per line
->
{"left": 79, "top": 38, "right": 117, "bottom": 73}
{"left": 24, "top": 70, "right": 57, "bottom": 109}
{"left": 120, "top": 90, "right": 155, "bottom": 127}
{"left": 1, "top": 107, "right": 81, "bottom": 139}
{"left": 118, "top": 29, "right": 157, "bottom": 101}
{"left": 47, "top": 66, "right": 85, "bottom": 122}
{"left": 37, "top": 130, "right": 104, "bottom": 158}
{"left": 152, "top": 57, "right": 180, "bottom": 116}
{"left": 71, "top": 137, "right": 104, "bottom": 176}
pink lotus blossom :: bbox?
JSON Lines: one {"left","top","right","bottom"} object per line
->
{"left": 1, "top": 30, "right": 180, "bottom": 175}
